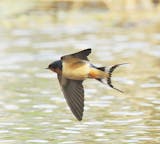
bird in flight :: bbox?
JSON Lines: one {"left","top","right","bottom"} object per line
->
{"left": 47, "top": 48, "right": 126, "bottom": 121}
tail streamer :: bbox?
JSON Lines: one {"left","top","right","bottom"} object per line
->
{"left": 107, "top": 63, "right": 128, "bottom": 93}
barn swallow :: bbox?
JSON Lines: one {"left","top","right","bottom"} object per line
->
{"left": 47, "top": 48, "right": 126, "bottom": 121}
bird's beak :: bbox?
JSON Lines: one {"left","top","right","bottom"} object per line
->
{"left": 45, "top": 68, "right": 49, "bottom": 69}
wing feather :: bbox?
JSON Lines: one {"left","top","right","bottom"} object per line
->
{"left": 57, "top": 75, "right": 84, "bottom": 121}
{"left": 61, "top": 48, "right": 91, "bottom": 61}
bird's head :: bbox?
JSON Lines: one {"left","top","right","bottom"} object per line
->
{"left": 46, "top": 60, "right": 62, "bottom": 74}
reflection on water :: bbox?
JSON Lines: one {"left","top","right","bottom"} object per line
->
{"left": 0, "top": 20, "right": 160, "bottom": 144}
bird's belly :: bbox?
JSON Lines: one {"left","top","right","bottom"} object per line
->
{"left": 63, "top": 62, "right": 90, "bottom": 80}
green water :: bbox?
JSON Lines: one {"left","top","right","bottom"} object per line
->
{"left": 0, "top": 21, "right": 159, "bottom": 144}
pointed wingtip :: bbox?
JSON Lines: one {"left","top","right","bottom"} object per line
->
{"left": 78, "top": 118, "right": 83, "bottom": 121}
{"left": 85, "top": 48, "right": 92, "bottom": 53}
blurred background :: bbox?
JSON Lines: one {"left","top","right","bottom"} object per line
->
{"left": 0, "top": 0, "right": 160, "bottom": 144}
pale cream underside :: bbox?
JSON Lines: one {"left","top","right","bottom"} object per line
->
{"left": 62, "top": 58, "right": 90, "bottom": 80}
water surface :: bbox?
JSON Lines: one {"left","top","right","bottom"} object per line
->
{"left": 0, "top": 21, "right": 159, "bottom": 144}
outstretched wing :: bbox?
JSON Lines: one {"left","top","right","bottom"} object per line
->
{"left": 61, "top": 48, "right": 91, "bottom": 61}
{"left": 57, "top": 75, "right": 84, "bottom": 121}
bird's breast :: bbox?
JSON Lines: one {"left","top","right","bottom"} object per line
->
{"left": 62, "top": 61, "right": 90, "bottom": 80}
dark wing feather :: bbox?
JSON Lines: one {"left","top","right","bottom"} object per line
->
{"left": 61, "top": 48, "right": 91, "bottom": 61}
{"left": 57, "top": 75, "right": 84, "bottom": 121}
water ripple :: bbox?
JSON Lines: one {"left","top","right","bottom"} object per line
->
{"left": 60, "top": 129, "right": 80, "bottom": 134}
{"left": 141, "top": 83, "right": 160, "bottom": 88}
{"left": 26, "top": 140, "right": 49, "bottom": 143}
{"left": 14, "top": 127, "right": 31, "bottom": 130}
{"left": 32, "top": 104, "right": 57, "bottom": 109}
{"left": 12, "top": 29, "right": 33, "bottom": 36}
{"left": 87, "top": 101, "right": 110, "bottom": 107}
{"left": 0, "top": 130, "right": 9, "bottom": 133}
{"left": 13, "top": 38, "right": 31, "bottom": 47}
{"left": 84, "top": 121, "right": 105, "bottom": 126}
{"left": 60, "top": 141, "right": 82, "bottom": 144}
{"left": 3, "top": 104, "right": 19, "bottom": 110}
{"left": 110, "top": 111, "right": 144, "bottom": 116}
{"left": 0, "top": 140, "right": 16, "bottom": 143}
{"left": 105, "top": 119, "right": 142, "bottom": 125}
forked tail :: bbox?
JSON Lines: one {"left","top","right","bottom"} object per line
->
{"left": 97, "top": 63, "right": 128, "bottom": 93}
